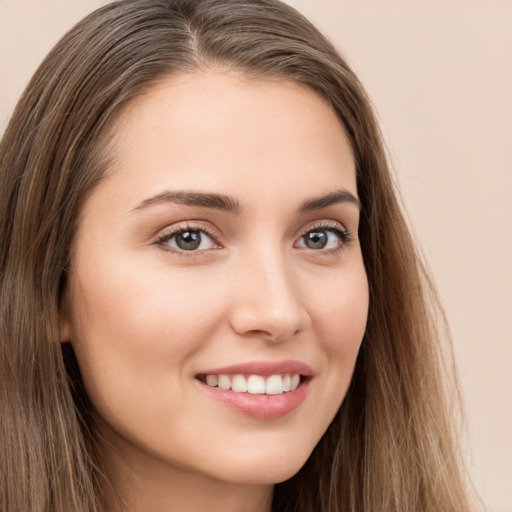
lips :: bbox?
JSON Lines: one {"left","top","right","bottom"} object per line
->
{"left": 195, "top": 360, "right": 312, "bottom": 419}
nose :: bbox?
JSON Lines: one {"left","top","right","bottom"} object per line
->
{"left": 228, "top": 247, "right": 311, "bottom": 343}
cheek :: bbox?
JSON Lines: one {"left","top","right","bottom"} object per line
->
{"left": 67, "top": 259, "right": 228, "bottom": 408}
{"left": 290, "top": 260, "right": 368, "bottom": 451}
{"left": 310, "top": 261, "right": 369, "bottom": 357}
{"left": 72, "top": 257, "right": 223, "bottom": 343}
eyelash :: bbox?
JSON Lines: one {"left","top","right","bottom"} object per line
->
{"left": 153, "top": 223, "right": 221, "bottom": 257}
{"left": 153, "top": 221, "right": 352, "bottom": 256}
{"left": 298, "top": 221, "right": 352, "bottom": 255}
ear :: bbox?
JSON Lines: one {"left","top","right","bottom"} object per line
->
{"left": 59, "top": 282, "right": 72, "bottom": 343}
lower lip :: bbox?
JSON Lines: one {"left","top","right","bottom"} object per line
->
{"left": 197, "top": 379, "right": 310, "bottom": 420}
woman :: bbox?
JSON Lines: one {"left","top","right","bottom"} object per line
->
{"left": 0, "top": 0, "right": 474, "bottom": 511}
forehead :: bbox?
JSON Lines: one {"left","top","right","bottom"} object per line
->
{"left": 93, "top": 71, "right": 357, "bottom": 213}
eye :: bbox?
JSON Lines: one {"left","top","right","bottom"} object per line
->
{"left": 156, "top": 225, "right": 218, "bottom": 253}
{"left": 295, "top": 225, "right": 350, "bottom": 251}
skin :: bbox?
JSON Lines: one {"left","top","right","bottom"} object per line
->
{"left": 61, "top": 71, "right": 369, "bottom": 512}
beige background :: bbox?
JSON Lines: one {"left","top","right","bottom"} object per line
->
{"left": 1, "top": 1, "right": 510, "bottom": 510}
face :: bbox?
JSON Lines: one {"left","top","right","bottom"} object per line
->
{"left": 62, "top": 72, "right": 368, "bottom": 492}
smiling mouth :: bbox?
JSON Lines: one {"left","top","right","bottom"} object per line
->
{"left": 196, "top": 373, "right": 309, "bottom": 395}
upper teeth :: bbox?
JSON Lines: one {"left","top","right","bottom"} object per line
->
{"left": 205, "top": 374, "right": 301, "bottom": 395}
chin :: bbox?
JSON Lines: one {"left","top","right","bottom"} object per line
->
{"left": 207, "top": 444, "right": 313, "bottom": 486}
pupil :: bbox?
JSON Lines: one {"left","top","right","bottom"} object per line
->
{"left": 306, "top": 230, "right": 328, "bottom": 249}
{"left": 176, "top": 230, "right": 201, "bottom": 250}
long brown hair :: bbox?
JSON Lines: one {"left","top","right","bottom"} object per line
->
{"left": 0, "top": 1, "right": 473, "bottom": 510}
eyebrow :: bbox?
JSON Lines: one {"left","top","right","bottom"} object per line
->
{"left": 132, "top": 188, "right": 360, "bottom": 214}
{"left": 132, "top": 191, "right": 242, "bottom": 214}
{"left": 297, "top": 189, "right": 361, "bottom": 213}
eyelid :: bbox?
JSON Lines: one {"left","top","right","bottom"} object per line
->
{"left": 295, "top": 220, "right": 352, "bottom": 252}
{"left": 153, "top": 221, "right": 223, "bottom": 254}
{"left": 297, "top": 219, "right": 348, "bottom": 236}
{"left": 152, "top": 218, "right": 352, "bottom": 256}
